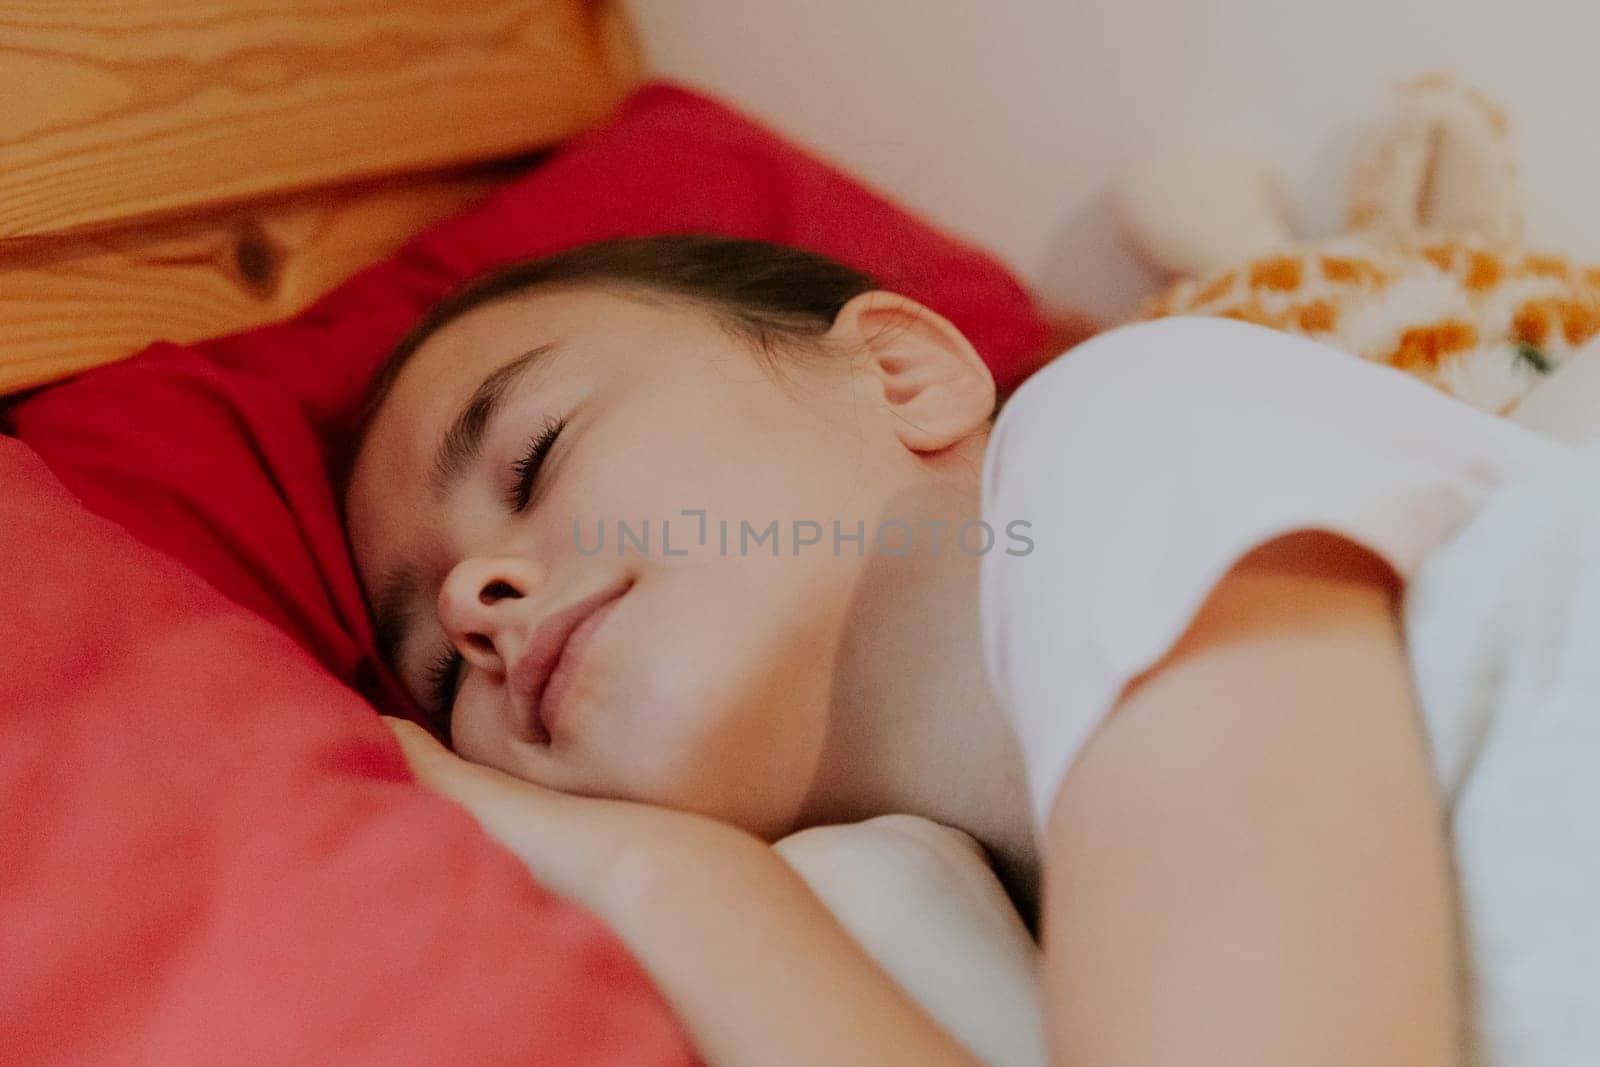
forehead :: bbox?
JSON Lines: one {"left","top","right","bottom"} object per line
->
{"left": 342, "top": 286, "right": 744, "bottom": 576}
{"left": 359, "top": 287, "right": 681, "bottom": 478}
{"left": 391, "top": 288, "right": 621, "bottom": 422}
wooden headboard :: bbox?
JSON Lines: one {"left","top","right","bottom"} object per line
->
{"left": 0, "top": 0, "right": 640, "bottom": 395}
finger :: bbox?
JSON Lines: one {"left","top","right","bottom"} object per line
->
{"left": 381, "top": 717, "right": 468, "bottom": 785}
{"left": 382, "top": 717, "right": 442, "bottom": 762}
{"left": 382, "top": 717, "right": 530, "bottom": 816}
{"left": 382, "top": 715, "right": 440, "bottom": 753}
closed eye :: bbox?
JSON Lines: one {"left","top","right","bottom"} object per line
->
{"left": 424, "top": 644, "right": 464, "bottom": 735}
{"left": 505, "top": 416, "right": 566, "bottom": 512}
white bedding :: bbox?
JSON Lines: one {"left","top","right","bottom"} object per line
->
{"left": 1407, "top": 430, "right": 1600, "bottom": 1066}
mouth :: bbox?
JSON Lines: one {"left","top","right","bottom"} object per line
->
{"left": 510, "top": 578, "right": 631, "bottom": 745}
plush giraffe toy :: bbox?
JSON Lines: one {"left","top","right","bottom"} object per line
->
{"left": 1115, "top": 75, "right": 1600, "bottom": 418}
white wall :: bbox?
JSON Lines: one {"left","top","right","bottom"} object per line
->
{"left": 628, "top": 0, "right": 1600, "bottom": 320}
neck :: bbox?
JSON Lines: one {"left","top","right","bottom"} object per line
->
{"left": 798, "top": 475, "right": 1039, "bottom": 915}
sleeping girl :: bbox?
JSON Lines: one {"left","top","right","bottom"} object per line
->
{"left": 341, "top": 234, "right": 1568, "bottom": 1065}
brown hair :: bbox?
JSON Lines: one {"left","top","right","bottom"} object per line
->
{"left": 355, "top": 234, "right": 878, "bottom": 442}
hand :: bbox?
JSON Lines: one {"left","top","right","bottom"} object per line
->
{"left": 384, "top": 715, "right": 539, "bottom": 806}
{"left": 384, "top": 719, "right": 978, "bottom": 1066}
{"left": 381, "top": 716, "right": 749, "bottom": 913}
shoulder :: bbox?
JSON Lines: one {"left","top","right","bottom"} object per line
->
{"left": 993, "top": 316, "right": 1422, "bottom": 455}
{"left": 977, "top": 316, "right": 1556, "bottom": 826}
{"left": 985, "top": 315, "right": 1553, "bottom": 522}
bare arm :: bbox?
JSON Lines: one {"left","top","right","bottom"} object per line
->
{"left": 1040, "top": 532, "right": 1460, "bottom": 1065}
{"left": 388, "top": 720, "right": 978, "bottom": 1067}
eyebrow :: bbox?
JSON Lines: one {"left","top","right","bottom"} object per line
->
{"left": 428, "top": 342, "right": 560, "bottom": 495}
{"left": 373, "top": 341, "right": 559, "bottom": 668}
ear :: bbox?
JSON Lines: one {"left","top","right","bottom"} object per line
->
{"left": 827, "top": 291, "right": 996, "bottom": 453}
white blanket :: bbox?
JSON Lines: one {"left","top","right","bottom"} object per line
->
{"left": 1407, "top": 434, "right": 1600, "bottom": 1066}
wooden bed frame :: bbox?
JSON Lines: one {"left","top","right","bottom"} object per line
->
{"left": 0, "top": 0, "right": 640, "bottom": 395}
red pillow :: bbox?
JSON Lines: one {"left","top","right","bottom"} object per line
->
{"left": 0, "top": 436, "right": 691, "bottom": 1064}
{"left": 11, "top": 81, "right": 1052, "bottom": 708}
{"left": 3, "top": 82, "right": 1051, "bottom": 1062}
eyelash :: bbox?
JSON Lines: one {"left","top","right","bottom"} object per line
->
{"left": 506, "top": 415, "right": 567, "bottom": 512}
{"left": 424, "top": 644, "right": 463, "bottom": 732}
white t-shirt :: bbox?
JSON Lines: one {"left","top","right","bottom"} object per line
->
{"left": 979, "top": 316, "right": 1559, "bottom": 828}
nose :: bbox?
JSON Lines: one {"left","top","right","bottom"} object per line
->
{"left": 437, "top": 555, "right": 547, "bottom": 676}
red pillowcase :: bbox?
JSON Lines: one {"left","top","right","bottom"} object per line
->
{"left": 11, "top": 81, "right": 1052, "bottom": 708}
{"left": 0, "top": 435, "right": 693, "bottom": 1064}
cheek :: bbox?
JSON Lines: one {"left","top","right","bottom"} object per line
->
{"left": 610, "top": 670, "right": 830, "bottom": 838}
{"left": 563, "top": 390, "right": 862, "bottom": 529}
{"left": 589, "top": 566, "right": 846, "bottom": 835}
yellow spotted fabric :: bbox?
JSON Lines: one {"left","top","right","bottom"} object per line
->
{"left": 1146, "top": 239, "right": 1600, "bottom": 414}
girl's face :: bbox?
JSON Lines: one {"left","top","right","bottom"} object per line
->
{"left": 345, "top": 285, "right": 991, "bottom": 838}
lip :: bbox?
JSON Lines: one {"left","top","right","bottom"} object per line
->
{"left": 509, "top": 579, "right": 630, "bottom": 744}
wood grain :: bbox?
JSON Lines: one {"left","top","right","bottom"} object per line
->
{"left": 0, "top": 0, "right": 638, "bottom": 241}
{"left": 0, "top": 0, "right": 640, "bottom": 394}
{"left": 0, "top": 163, "right": 517, "bottom": 394}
